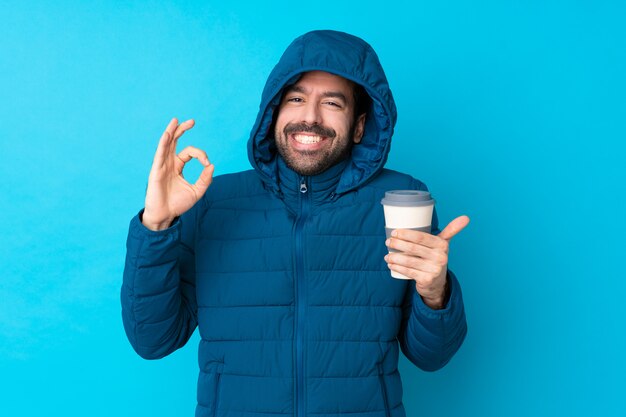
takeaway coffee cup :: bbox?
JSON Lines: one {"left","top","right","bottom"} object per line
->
{"left": 381, "top": 190, "right": 435, "bottom": 279}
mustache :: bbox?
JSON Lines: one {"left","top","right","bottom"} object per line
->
{"left": 283, "top": 122, "right": 336, "bottom": 138}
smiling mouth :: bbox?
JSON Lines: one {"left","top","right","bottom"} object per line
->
{"left": 292, "top": 133, "right": 326, "bottom": 144}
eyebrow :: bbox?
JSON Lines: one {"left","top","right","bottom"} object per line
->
{"left": 286, "top": 85, "right": 348, "bottom": 103}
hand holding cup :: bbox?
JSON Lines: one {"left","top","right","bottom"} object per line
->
{"left": 384, "top": 216, "right": 469, "bottom": 309}
{"left": 381, "top": 190, "right": 469, "bottom": 309}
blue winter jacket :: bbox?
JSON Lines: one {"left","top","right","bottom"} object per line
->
{"left": 122, "top": 30, "right": 467, "bottom": 417}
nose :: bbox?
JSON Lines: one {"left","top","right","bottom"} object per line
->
{"left": 300, "top": 100, "right": 323, "bottom": 125}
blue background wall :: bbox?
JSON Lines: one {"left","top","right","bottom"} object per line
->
{"left": 1, "top": 1, "right": 624, "bottom": 416}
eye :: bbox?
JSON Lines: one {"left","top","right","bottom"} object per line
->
{"left": 324, "top": 101, "right": 342, "bottom": 108}
{"left": 287, "top": 97, "right": 303, "bottom": 103}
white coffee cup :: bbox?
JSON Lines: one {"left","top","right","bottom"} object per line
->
{"left": 381, "top": 190, "right": 435, "bottom": 279}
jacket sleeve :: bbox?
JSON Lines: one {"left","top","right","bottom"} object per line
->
{"left": 120, "top": 200, "right": 201, "bottom": 360}
{"left": 397, "top": 180, "right": 468, "bottom": 371}
{"left": 398, "top": 269, "right": 467, "bottom": 371}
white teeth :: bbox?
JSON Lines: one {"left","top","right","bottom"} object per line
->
{"left": 293, "top": 134, "right": 322, "bottom": 144}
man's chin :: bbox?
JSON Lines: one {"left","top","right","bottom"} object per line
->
{"left": 278, "top": 152, "right": 323, "bottom": 176}
{"left": 277, "top": 141, "right": 349, "bottom": 176}
{"left": 287, "top": 161, "right": 324, "bottom": 176}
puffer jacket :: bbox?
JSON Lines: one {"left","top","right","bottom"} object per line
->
{"left": 121, "top": 30, "right": 467, "bottom": 417}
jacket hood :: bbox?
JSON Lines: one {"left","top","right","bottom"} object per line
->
{"left": 247, "top": 30, "right": 397, "bottom": 195}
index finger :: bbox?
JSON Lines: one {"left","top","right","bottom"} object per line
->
{"left": 392, "top": 228, "right": 446, "bottom": 250}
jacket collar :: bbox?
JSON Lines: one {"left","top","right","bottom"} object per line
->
{"left": 277, "top": 156, "right": 348, "bottom": 208}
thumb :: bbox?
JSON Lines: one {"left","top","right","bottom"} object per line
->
{"left": 438, "top": 215, "right": 470, "bottom": 241}
{"left": 192, "top": 163, "right": 215, "bottom": 196}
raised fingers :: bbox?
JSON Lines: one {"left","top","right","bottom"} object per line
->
{"left": 173, "top": 119, "right": 195, "bottom": 140}
{"left": 157, "top": 118, "right": 195, "bottom": 157}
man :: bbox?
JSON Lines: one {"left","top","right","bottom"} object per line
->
{"left": 122, "top": 30, "right": 468, "bottom": 417}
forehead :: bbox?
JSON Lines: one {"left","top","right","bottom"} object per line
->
{"left": 290, "top": 71, "right": 354, "bottom": 97}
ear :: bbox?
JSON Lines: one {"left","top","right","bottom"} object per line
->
{"left": 352, "top": 113, "right": 367, "bottom": 144}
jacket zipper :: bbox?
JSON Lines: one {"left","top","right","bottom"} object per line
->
{"left": 295, "top": 177, "right": 310, "bottom": 417}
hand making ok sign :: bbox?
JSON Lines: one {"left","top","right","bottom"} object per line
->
{"left": 142, "top": 118, "right": 215, "bottom": 231}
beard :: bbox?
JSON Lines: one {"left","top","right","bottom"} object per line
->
{"left": 274, "top": 121, "right": 356, "bottom": 176}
